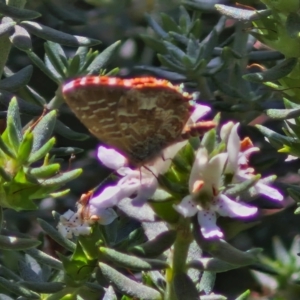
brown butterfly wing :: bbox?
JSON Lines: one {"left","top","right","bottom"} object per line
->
{"left": 63, "top": 77, "right": 194, "bottom": 165}
{"left": 116, "top": 86, "right": 192, "bottom": 164}
{"left": 63, "top": 84, "right": 130, "bottom": 155}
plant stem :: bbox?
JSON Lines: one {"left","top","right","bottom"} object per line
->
{"left": 165, "top": 217, "right": 193, "bottom": 300}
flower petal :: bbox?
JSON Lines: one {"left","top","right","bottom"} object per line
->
{"left": 216, "top": 194, "right": 258, "bottom": 217}
{"left": 226, "top": 123, "right": 240, "bottom": 173}
{"left": 190, "top": 104, "right": 211, "bottom": 123}
{"left": 189, "top": 148, "right": 208, "bottom": 192}
{"left": 97, "top": 146, "right": 127, "bottom": 170}
{"left": 173, "top": 195, "right": 198, "bottom": 217}
{"left": 72, "top": 224, "right": 91, "bottom": 236}
{"left": 95, "top": 208, "right": 118, "bottom": 225}
{"left": 89, "top": 186, "right": 123, "bottom": 208}
{"left": 220, "top": 121, "right": 234, "bottom": 143}
{"left": 254, "top": 182, "right": 284, "bottom": 201}
{"left": 197, "top": 210, "right": 223, "bottom": 238}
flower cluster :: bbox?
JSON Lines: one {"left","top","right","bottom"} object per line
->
{"left": 174, "top": 122, "right": 283, "bottom": 238}
{"left": 57, "top": 107, "right": 283, "bottom": 240}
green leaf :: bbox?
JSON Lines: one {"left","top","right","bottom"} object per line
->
{"left": 188, "top": 257, "right": 240, "bottom": 273}
{"left": 195, "top": 230, "right": 261, "bottom": 265}
{"left": 67, "top": 55, "right": 81, "bottom": 77}
{"left": 42, "top": 0, "right": 86, "bottom": 25}
{"left": 243, "top": 58, "right": 297, "bottom": 82}
{"left": 28, "top": 163, "right": 60, "bottom": 178}
{"left": 286, "top": 12, "right": 300, "bottom": 38}
{"left": 158, "top": 54, "right": 185, "bottom": 73}
{"left": 0, "top": 277, "right": 39, "bottom": 299}
{"left": 163, "top": 41, "right": 186, "bottom": 62}
{"left": 44, "top": 41, "right": 67, "bottom": 78}
{"left": 50, "top": 189, "right": 70, "bottom": 198}
{"left": 39, "top": 168, "right": 82, "bottom": 186}
{"left": 140, "top": 34, "right": 168, "bottom": 54}
{"left": 50, "top": 147, "right": 84, "bottom": 156}
{"left": 0, "top": 135, "right": 16, "bottom": 158}
{"left": 17, "top": 130, "right": 33, "bottom": 164}
{"left": 235, "top": 290, "right": 251, "bottom": 300}
{"left": 7, "top": 93, "right": 43, "bottom": 115}
{"left": 189, "top": 18, "right": 202, "bottom": 37}
{"left": 87, "top": 40, "right": 121, "bottom": 74}
{"left": 54, "top": 120, "right": 89, "bottom": 141}
{"left": 6, "top": 116, "right": 21, "bottom": 153}
{"left": 129, "top": 230, "right": 176, "bottom": 257}
{"left": 0, "top": 65, "right": 33, "bottom": 91}
{"left": 22, "top": 281, "right": 65, "bottom": 293}
{"left": 21, "top": 21, "right": 101, "bottom": 47}
{"left": 0, "top": 2, "right": 41, "bottom": 20}
{"left": 266, "top": 107, "right": 300, "bottom": 120}
{"left": 26, "top": 248, "right": 63, "bottom": 270}
{"left": 31, "top": 110, "right": 57, "bottom": 152}
{"left": 225, "top": 175, "right": 261, "bottom": 196}
{"left": 9, "top": 25, "right": 32, "bottom": 51}
{"left": 0, "top": 235, "right": 40, "bottom": 250}
{"left": 15, "top": 86, "right": 46, "bottom": 107}
{"left": 186, "top": 39, "right": 201, "bottom": 60}
{"left": 75, "top": 46, "right": 89, "bottom": 68}
{"left": 80, "top": 49, "right": 99, "bottom": 71}
{"left": 215, "top": 5, "right": 271, "bottom": 21}
{"left": 44, "top": 53, "right": 63, "bottom": 81}
{"left": 38, "top": 218, "right": 75, "bottom": 252}
{"left": 201, "top": 29, "right": 218, "bottom": 61}
{"left": 182, "top": 55, "right": 195, "bottom": 69}
{"left": 26, "top": 50, "right": 60, "bottom": 83}
{"left": 161, "top": 12, "right": 180, "bottom": 33}
{"left": 169, "top": 31, "right": 189, "bottom": 45}
{"left": 99, "top": 262, "right": 162, "bottom": 300}
{"left": 179, "top": 5, "right": 191, "bottom": 32}
{"left": 100, "top": 247, "right": 169, "bottom": 270}
{"left": 145, "top": 13, "right": 168, "bottom": 38}
{"left": 256, "top": 124, "right": 296, "bottom": 148}
{"left": 27, "top": 137, "right": 56, "bottom": 164}
{"left": 212, "top": 76, "right": 244, "bottom": 98}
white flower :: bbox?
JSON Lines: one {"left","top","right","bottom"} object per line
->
{"left": 57, "top": 192, "right": 118, "bottom": 239}
{"left": 225, "top": 122, "right": 283, "bottom": 201}
{"left": 57, "top": 209, "right": 92, "bottom": 239}
{"left": 174, "top": 148, "right": 258, "bottom": 239}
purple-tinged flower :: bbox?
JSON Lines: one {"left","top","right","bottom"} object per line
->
{"left": 95, "top": 142, "right": 185, "bottom": 207}
{"left": 225, "top": 122, "right": 283, "bottom": 201}
{"left": 89, "top": 104, "right": 212, "bottom": 209}
{"left": 174, "top": 148, "right": 258, "bottom": 239}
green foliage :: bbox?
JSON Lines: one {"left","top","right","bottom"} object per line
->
{"left": 0, "top": 0, "right": 299, "bottom": 299}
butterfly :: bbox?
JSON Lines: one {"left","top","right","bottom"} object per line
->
{"left": 62, "top": 76, "right": 213, "bottom": 166}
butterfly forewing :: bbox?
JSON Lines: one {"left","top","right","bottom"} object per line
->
{"left": 63, "top": 76, "right": 194, "bottom": 165}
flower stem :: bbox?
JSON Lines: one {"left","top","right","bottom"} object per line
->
{"left": 165, "top": 217, "right": 193, "bottom": 300}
